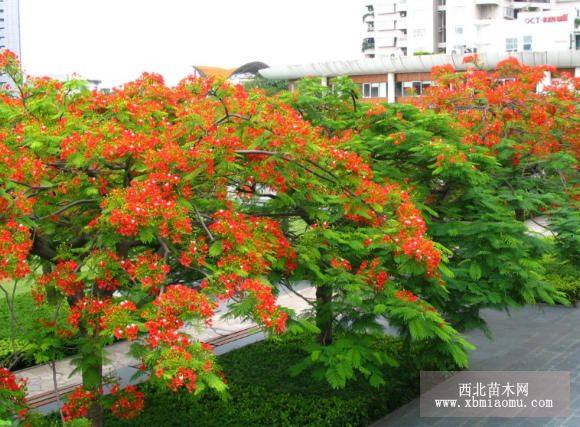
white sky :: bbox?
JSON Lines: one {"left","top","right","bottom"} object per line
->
{"left": 20, "top": 0, "right": 361, "bottom": 87}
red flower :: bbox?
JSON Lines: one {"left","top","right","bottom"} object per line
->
{"left": 394, "top": 289, "right": 419, "bottom": 303}
{"left": 110, "top": 385, "right": 145, "bottom": 420}
{"left": 61, "top": 387, "right": 95, "bottom": 422}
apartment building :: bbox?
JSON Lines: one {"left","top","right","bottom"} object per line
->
{"left": 361, "top": 0, "right": 580, "bottom": 58}
{"left": 0, "top": 0, "right": 21, "bottom": 85}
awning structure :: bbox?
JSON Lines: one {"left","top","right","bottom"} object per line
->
{"left": 259, "top": 51, "right": 580, "bottom": 80}
{"left": 193, "top": 62, "right": 269, "bottom": 80}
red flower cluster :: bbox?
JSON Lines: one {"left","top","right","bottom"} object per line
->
{"left": 121, "top": 251, "right": 170, "bottom": 293}
{"left": 179, "top": 236, "right": 209, "bottom": 268}
{"left": 110, "top": 384, "right": 145, "bottom": 420}
{"left": 169, "top": 367, "right": 198, "bottom": 392}
{"left": 240, "top": 278, "right": 288, "bottom": 332}
{"left": 357, "top": 258, "right": 390, "bottom": 291}
{"left": 104, "top": 176, "right": 192, "bottom": 242}
{"left": 67, "top": 297, "right": 111, "bottom": 331}
{"left": 330, "top": 257, "right": 352, "bottom": 271}
{"left": 394, "top": 289, "right": 419, "bottom": 303}
{"left": 37, "top": 260, "right": 82, "bottom": 297}
{"left": 0, "top": 368, "right": 28, "bottom": 420}
{"left": 393, "top": 199, "right": 441, "bottom": 275}
{"left": 419, "top": 58, "right": 579, "bottom": 160}
{"left": 92, "top": 251, "right": 128, "bottom": 292}
{"left": 103, "top": 300, "right": 139, "bottom": 340}
{"left": 61, "top": 386, "right": 95, "bottom": 422}
{"left": 0, "top": 221, "right": 31, "bottom": 281}
{"left": 144, "top": 284, "right": 215, "bottom": 348}
{"left": 153, "top": 284, "right": 215, "bottom": 321}
{"left": 209, "top": 210, "right": 296, "bottom": 275}
{"left": 213, "top": 274, "right": 287, "bottom": 332}
{"left": 328, "top": 147, "right": 372, "bottom": 178}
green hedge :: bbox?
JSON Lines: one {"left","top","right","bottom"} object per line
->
{"left": 547, "top": 274, "right": 580, "bottom": 306}
{"left": 99, "top": 334, "right": 440, "bottom": 427}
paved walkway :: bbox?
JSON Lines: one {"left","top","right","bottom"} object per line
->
{"left": 372, "top": 305, "right": 580, "bottom": 427}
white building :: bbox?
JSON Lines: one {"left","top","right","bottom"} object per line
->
{"left": 260, "top": 50, "right": 580, "bottom": 103}
{"left": 362, "top": 0, "right": 580, "bottom": 58}
{"left": 0, "top": 0, "right": 21, "bottom": 85}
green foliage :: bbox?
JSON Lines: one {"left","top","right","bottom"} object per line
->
{"left": 542, "top": 254, "right": 580, "bottom": 306}
{"left": 551, "top": 205, "right": 580, "bottom": 267}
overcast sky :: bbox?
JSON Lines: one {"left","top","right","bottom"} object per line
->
{"left": 20, "top": 0, "right": 361, "bottom": 87}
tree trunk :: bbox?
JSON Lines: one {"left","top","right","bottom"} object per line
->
{"left": 315, "top": 284, "right": 333, "bottom": 346}
{"left": 81, "top": 335, "right": 104, "bottom": 427}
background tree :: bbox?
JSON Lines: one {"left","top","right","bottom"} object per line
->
{"left": 284, "top": 72, "right": 571, "bottom": 334}
{"left": 418, "top": 56, "right": 579, "bottom": 268}
{"left": 0, "top": 52, "right": 469, "bottom": 424}
{"left": 242, "top": 75, "right": 289, "bottom": 96}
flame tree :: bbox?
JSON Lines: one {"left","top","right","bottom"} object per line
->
{"left": 0, "top": 52, "right": 469, "bottom": 425}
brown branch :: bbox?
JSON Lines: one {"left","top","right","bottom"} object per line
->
{"left": 192, "top": 203, "right": 214, "bottom": 242}
{"left": 39, "top": 199, "right": 99, "bottom": 220}
{"left": 214, "top": 113, "right": 250, "bottom": 126}
{"left": 9, "top": 180, "right": 55, "bottom": 190}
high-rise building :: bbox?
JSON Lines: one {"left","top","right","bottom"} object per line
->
{"left": 361, "top": 0, "right": 580, "bottom": 58}
{"left": 0, "top": 0, "right": 21, "bottom": 85}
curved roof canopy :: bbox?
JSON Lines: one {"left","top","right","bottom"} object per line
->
{"left": 192, "top": 66, "right": 235, "bottom": 80}
{"left": 259, "top": 51, "right": 580, "bottom": 80}
{"left": 193, "top": 61, "right": 269, "bottom": 80}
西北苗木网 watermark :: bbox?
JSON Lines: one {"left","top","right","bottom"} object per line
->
{"left": 420, "top": 371, "right": 570, "bottom": 418}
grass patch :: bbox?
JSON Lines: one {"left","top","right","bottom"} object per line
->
{"left": 0, "top": 280, "right": 73, "bottom": 369}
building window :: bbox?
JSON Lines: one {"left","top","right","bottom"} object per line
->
{"left": 523, "top": 36, "right": 532, "bottom": 51}
{"left": 506, "top": 37, "right": 517, "bottom": 52}
{"left": 402, "top": 81, "right": 432, "bottom": 97}
{"left": 361, "top": 82, "right": 387, "bottom": 99}
{"left": 455, "top": 26, "right": 463, "bottom": 35}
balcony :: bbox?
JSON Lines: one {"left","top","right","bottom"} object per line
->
{"left": 362, "top": 38, "right": 376, "bottom": 52}
{"left": 396, "top": 36, "right": 408, "bottom": 47}
{"left": 362, "top": 12, "right": 375, "bottom": 23}
{"left": 513, "top": 0, "right": 552, "bottom": 10}
{"left": 504, "top": 7, "right": 515, "bottom": 19}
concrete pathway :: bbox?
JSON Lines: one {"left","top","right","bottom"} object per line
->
{"left": 372, "top": 305, "right": 580, "bottom": 427}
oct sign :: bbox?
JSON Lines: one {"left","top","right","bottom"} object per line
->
{"left": 524, "top": 13, "right": 568, "bottom": 24}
